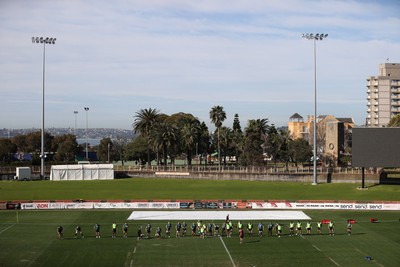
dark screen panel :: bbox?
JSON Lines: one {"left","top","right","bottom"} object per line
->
{"left": 352, "top": 128, "right": 400, "bottom": 167}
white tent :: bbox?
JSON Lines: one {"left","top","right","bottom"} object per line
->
{"left": 50, "top": 164, "right": 114, "bottom": 181}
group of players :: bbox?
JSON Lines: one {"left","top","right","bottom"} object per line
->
{"left": 136, "top": 218, "right": 351, "bottom": 242}
{"left": 56, "top": 222, "right": 130, "bottom": 239}
{"left": 57, "top": 218, "right": 352, "bottom": 241}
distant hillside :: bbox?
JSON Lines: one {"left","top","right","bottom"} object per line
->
{"left": 0, "top": 128, "right": 136, "bottom": 140}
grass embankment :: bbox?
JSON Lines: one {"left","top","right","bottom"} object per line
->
{"left": 1, "top": 178, "right": 399, "bottom": 201}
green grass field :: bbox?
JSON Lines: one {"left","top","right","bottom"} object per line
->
{"left": 0, "top": 210, "right": 399, "bottom": 267}
{"left": 1, "top": 178, "right": 400, "bottom": 201}
{"left": 0, "top": 179, "right": 399, "bottom": 266}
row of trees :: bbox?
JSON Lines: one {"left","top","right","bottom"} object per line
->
{"left": 0, "top": 132, "right": 123, "bottom": 165}
{"left": 1, "top": 106, "right": 317, "bottom": 167}
{"left": 128, "top": 106, "right": 313, "bottom": 168}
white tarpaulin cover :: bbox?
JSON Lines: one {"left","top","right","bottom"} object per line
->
{"left": 50, "top": 164, "right": 114, "bottom": 181}
{"left": 127, "top": 210, "right": 311, "bottom": 221}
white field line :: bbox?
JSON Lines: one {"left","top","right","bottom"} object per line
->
{"left": 307, "top": 235, "right": 340, "bottom": 266}
{"left": 355, "top": 248, "right": 383, "bottom": 267}
{"left": 312, "top": 245, "right": 322, "bottom": 252}
{"left": 0, "top": 224, "right": 15, "bottom": 235}
{"left": 328, "top": 257, "right": 340, "bottom": 266}
{"left": 219, "top": 236, "right": 236, "bottom": 267}
{"left": 124, "top": 252, "right": 131, "bottom": 267}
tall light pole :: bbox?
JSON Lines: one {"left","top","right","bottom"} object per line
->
{"left": 108, "top": 142, "right": 110, "bottom": 164}
{"left": 84, "top": 107, "right": 89, "bottom": 160}
{"left": 74, "top": 111, "right": 78, "bottom": 136}
{"left": 302, "top": 33, "right": 328, "bottom": 185}
{"left": 32, "top": 37, "right": 56, "bottom": 179}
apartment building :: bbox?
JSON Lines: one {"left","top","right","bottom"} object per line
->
{"left": 366, "top": 63, "right": 400, "bottom": 127}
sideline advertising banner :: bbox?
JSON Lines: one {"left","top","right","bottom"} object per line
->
{"left": 19, "top": 200, "right": 400, "bottom": 210}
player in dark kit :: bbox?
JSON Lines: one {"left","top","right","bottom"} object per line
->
{"left": 155, "top": 226, "right": 162, "bottom": 239}
{"left": 267, "top": 222, "right": 273, "bottom": 236}
{"left": 182, "top": 222, "right": 187, "bottom": 237}
{"left": 347, "top": 222, "right": 352, "bottom": 236}
{"left": 57, "top": 226, "right": 63, "bottom": 239}
{"left": 258, "top": 222, "right": 264, "bottom": 237}
{"left": 94, "top": 223, "right": 101, "bottom": 238}
{"left": 123, "top": 222, "right": 129, "bottom": 238}
{"left": 74, "top": 225, "right": 84, "bottom": 238}
{"left": 166, "top": 222, "right": 172, "bottom": 238}
{"left": 191, "top": 222, "right": 197, "bottom": 237}
{"left": 146, "top": 223, "right": 152, "bottom": 239}
{"left": 137, "top": 226, "right": 144, "bottom": 240}
{"left": 239, "top": 228, "right": 244, "bottom": 244}
{"left": 176, "top": 222, "right": 182, "bottom": 238}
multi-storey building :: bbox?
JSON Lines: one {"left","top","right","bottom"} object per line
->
{"left": 288, "top": 113, "right": 354, "bottom": 165}
{"left": 366, "top": 63, "right": 400, "bottom": 127}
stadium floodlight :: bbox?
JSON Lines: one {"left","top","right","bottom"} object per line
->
{"left": 32, "top": 36, "right": 57, "bottom": 179}
{"left": 74, "top": 111, "right": 79, "bottom": 136}
{"left": 302, "top": 33, "right": 328, "bottom": 185}
{"left": 84, "top": 107, "right": 90, "bottom": 160}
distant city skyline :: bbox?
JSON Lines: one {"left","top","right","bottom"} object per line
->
{"left": 1, "top": 0, "right": 399, "bottom": 131}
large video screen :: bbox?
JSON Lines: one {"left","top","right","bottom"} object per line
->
{"left": 352, "top": 128, "right": 400, "bottom": 167}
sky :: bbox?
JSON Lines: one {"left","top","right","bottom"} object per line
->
{"left": 1, "top": 0, "right": 399, "bottom": 131}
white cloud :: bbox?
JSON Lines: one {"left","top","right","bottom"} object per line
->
{"left": 0, "top": 0, "right": 399, "bottom": 129}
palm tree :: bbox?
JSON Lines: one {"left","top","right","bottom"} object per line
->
{"left": 181, "top": 120, "right": 201, "bottom": 167}
{"left": 209, "top": 106, "right": 226, "bottom": 171}
{"left": 150, "top": 120, "right": 177, "bottom": 167}
{"left": 132, "top": 108, "right": 160, "bottom": 166}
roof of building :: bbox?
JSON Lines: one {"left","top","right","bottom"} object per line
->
{"left": 289, "top": 113, "right": 303, "bottom": 119}
{"left": 336, "top": 118, "right": 354, "bottom": 124}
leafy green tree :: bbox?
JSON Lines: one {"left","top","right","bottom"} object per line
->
{"left": 25, "top": 131, "right": 53, "bottom": 155}
{"left": 132, "top": 108, "right": 160, "bottom": 166}
{"left": 219, "top": 126, "right": 233, "bottom": 166}
{"left": 231, "top": 114, "right": 243, "bottom": 164}
{"left": 232, "top": 113, "right": 242, "bottom": 133}
{"left": 97, "top": 138, "right": 118, "bottom": 163}
{"left": 0, "top": 138, "right": 17, "bottom": 163}
{"left": 52, "top": 134, "right": 79, "bottom": 162}
{"left": 166, "top": 112, "right": 200, "bottom": 165}
{"left": 22, "top": 131, "right": 53, "bottom": 164}
{"left": 387, "top": 114, "right": 400, "bottom": 127}
{"left": 150, "top": 120, "right": 178, "bottom": 166}
{"left": 288, "top": 138, "right": 312, "bottom": 166}
{"left": 181, "top": 120, "right": 201, "bottom": 166}
{"left": 210, "top": 106, "right": 226, "bottom": 170}
{"left": 196, "top": 122, "right": 210, "bottom": 165}
{"left": 11, "top": 135, "right": 27, "bottom": 153}
{"left": 124, "top": 136, "right": 155, "bottom": 165}
{"left": 277, "top": 129, "right": 291, "bottom": 170}
{"left": 241, "top": 119, "right": 269, "bottom": 166}
{"left": 263, "top": 125, "right": 281, "bottom": 170}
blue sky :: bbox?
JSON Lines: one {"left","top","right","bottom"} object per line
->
{"left": 1, "top": 0, "right": 399, "bottom": 131}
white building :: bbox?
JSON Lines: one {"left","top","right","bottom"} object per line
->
{"left": 366, "top": 63, "right": 400, "bottom": 127}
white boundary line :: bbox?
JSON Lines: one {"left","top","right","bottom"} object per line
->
{"left": 219, "top": 236, "right": 236, "bottom": 267}
{"left": 328, "top": 257, "right": 340, "bottom": 266}
{"left": 312, "top": 245, "right": 322, "bottom": 252}
{"left": 0, "top": 224, "right": 15, "bottom": 235}
{"left": 355, "top": 248, "right": 383, "bottom": 267}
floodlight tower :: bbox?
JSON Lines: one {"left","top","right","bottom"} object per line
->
{"left": 74, "top": 111, "right": 78, "bottom": 136}
{"left": 302, "top": 33, "right": 328, "bottom": 185}
{"left": 84, "top": 107, "right": 90, "bottom": 160}
{"left": 32, "top": 37, "right": 56, "bottom": 179}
